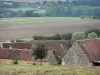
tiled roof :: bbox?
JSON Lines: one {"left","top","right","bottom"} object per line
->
{"left": 78, "top": 39, "right": 100, "bottom": 61}
{"left": 33, "top": 40, "right": 69, "bottom": 57}
{"left": 2, "top": 42, "right": 32, "bottom": 49}
{"left": 0, "top": 48, "right": 33, "bottom": 61}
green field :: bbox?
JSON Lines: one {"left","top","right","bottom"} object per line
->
{"left": 0, "top": 17, "right": 80, "bottom": 24}
{"left": 0, "top": 64, "right": 100, "bottom": 75}
{"left": 7, "top": 8, "right": 38, "bottom": 11}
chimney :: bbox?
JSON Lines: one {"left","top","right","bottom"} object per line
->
{"left": 14, "top": 38, "right": 16, "bottom": 43}
{"left": 9, "top": 46, "right": 12, "bottom": 49}
{"left": 0, "top": 42, "right": 3, "bottom": 48}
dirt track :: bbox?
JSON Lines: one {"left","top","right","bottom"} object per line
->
{"left": 0, "top": 19, "right": 100, "bottom": 40}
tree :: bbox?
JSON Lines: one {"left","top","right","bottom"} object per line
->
{"left": 87, "top": 32, "right": 98, "bottom": 39}
{"left": 46, "top": 6, "right": 66, "bottom": 17}
{"left": 43, "top": 1, "right": 47, "bottom": 5}
{"left": 61, "top": 33, "right": 72, "bottom": 40}
{"left": 57, "top": 1, "right": 63, "bottom": 5}
{"left": 23, "top": 10, "right": 40, "bottom": 17}
{"left": 53, "top": 33, "right": 62, "bottom": 40}
{"left": 71, "top": 32, "right": 86, "bottom": 41}
{"left": 85, "top": 29, "right": 100, "bottom": 38}
{"left": 33, "top": 43, "right": 47, "bottom": 65}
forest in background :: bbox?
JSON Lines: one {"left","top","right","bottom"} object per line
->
{"left": 0, "top": 0, "right": 100, "bottom": 17}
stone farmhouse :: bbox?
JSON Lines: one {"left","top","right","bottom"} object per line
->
{"left": 62, "top": 39, "right": 100, "bottom": 66}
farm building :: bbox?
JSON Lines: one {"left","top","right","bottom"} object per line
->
{"left": 0, "top": 40, "right": 68, "bottom": 64}
{"left": 62, "top": 39, "right": 100, "bottom": 66}
{"left": 36, "top": 50, "right": 57, "bottom": 65}
{"left": 32, "top": 40, "right": 69, "bottom": 58}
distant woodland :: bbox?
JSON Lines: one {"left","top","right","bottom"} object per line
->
{"left": 0, "top": 0, "right": 100, "bottom": 17}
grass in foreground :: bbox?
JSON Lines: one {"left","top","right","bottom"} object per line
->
{"left": 0, "top": 17, "right": 80, "bottom": 24}
{"left": 0, "top": 64, "right": 100, "bottom": 75}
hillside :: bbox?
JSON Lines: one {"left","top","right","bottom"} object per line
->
{"left": 4, "top": 0, "right": 66, "bottom": 3}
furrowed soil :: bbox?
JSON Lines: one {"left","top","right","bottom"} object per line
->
{"left": 0, "top": 19, "right": 100, "bottom": 40}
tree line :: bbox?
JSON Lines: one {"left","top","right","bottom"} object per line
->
{"left": 46, "top": 5, "right": 100, "bottom": 17}
{"left": 33, "top": 29, "right": 100, "bottom": 41}
{"left": 0, "top": 9, "right": 40, "bottom": 18}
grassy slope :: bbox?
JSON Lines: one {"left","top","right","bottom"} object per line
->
{"left": 0, "top": 64, "right": 100, "bottom": 75}
{"left": 0, "top": 17, "right": 80, "bottom": 24}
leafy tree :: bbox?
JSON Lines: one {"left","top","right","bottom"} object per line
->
{"left": 43, "top": 1, "right": 47, "bottom": 5}
{"left": 87, "top": 32, "right": 98, "bottom": 39}
{"left": 23, "top": 10, "right": 40, "bottom": 17}
{"left": 47, "top": 1, "right": 57, "bottom": 6}
{"left": 46, "top": 6, "right": 66, "bottom": 17}
{"left": 61, "top": 33, "right": 72, "bottom": 40}
{"left": 71, "top": 32, "right": 86, "bottom": 41}
{"left": 23, "top": 10, "right": 33, "bottom": 17}
{"left": 53, "top": 33, "right": 62, "bottom": 40}
{"left": 17, "top": 10, "right": 24, "bottom": 17}
{"left": 85, "top": 29, "right": 100, "bottom": 38}
{"left": 33, "top": 43, "right": 47, "bottom": 65}
{"left": 57, "top": 1, "right": 63, "bottom": 5}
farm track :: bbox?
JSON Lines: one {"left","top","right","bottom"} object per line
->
{"left": 0, "top": 19, "right": 100, "bottom": 40}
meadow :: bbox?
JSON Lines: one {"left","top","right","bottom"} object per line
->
{"left": 0, "top": 64, "right": 100, "bottom": 75}
{"left": 0, "top": 17, "right": 80, "bottom": 24}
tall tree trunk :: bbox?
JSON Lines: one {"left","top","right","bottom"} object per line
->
{"left": 40, "top": 59, "right": 42, "bottom": 65}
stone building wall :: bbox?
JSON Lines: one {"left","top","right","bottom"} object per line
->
{"left": 62, "top": 42, "right": 93, "bottom": 66}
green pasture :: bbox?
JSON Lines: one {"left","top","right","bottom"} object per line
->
{"left": 0, "top": 17, "right": 80, "bottom": 24}
{"left": 7, "top": 8, "right": 38, "bottom": 11}
{"left": 0, "top": 64, "right": 100, "bottom": 75}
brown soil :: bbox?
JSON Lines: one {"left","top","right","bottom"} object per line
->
{"left": 0, "top": 19, "right": 100, "bottom": 40}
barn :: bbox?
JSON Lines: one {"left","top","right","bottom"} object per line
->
{"left": 0, "top": 40, "right": 68, "bottom": 64}
{"left": 62, "top": 39, "right": 100, "bottom": 66}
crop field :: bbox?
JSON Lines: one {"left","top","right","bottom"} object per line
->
{"left": 0, "top": 17, "right": 100, "bottom": 40}
{"left": 0, "top": 64, "right": 100, "bottom": 75}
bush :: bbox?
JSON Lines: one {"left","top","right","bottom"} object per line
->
{"left": 23, "top": 10, "right": 40, "bottom": 17}
{"left": 61, "top": 33, "right": 72, "bottom": 40}
{"left": 81, "top": 16, "right": 84, "bottom": 19}
{"left": 71, "top": 32, "right": 86, "bottom": 41}
{"left": 33, "top": 33, "right": 72, "bottom": 40}
{"left": 85, "top": 28, "right": 100, "bottom": 38}
{"left": 32, "top": 62, "right": 36, "bottom": 65}
{"left": 13, "top": 60, "right": 19, "bottom": 64}
{"left": 87, "top": 32, "right": 98, "bottom": 39}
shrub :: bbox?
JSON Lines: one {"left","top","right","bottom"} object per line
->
{"left": 85, "top": 28, "right": 100, "bottom": 38}
{"left": 71, "top": 32, "right": 86, "bottom": 41}
{"left": 13, "top": 59, "right": 19, "bottom": 64}
{"left": 81, "top": 16, "right": 84, "bottom": 19}
{"left": 33, "top": 62, "right": 36, "bottom": 65}
{"left": 61, "top": 33, "right": 72, "bottom": 40}
{"left": 87, "top": 32, "right": 98, "bottom": 39}
{"left": 53, "top": 33, "right": 62, "bottom": 40}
